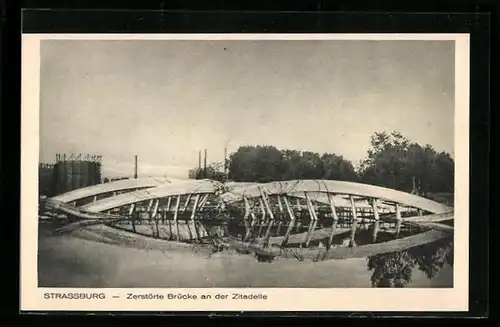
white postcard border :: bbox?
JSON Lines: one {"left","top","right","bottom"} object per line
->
{"left": 21, "top": 33, "right": 470, "bottom": 312}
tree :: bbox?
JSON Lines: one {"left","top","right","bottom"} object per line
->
{"left": 227, "top": 145, "right": 358, "bottom": 183}
{"left": 367, "top": 236, "right": 453, "bottom": 287}
{"left": 367, "top": 251, "right": 415, "bottom": 287}
{"left": 280, "top": 149, "right": 303, "bottom": 180}
{"left": 358, "top": 131, "right": 454, "bottom": 194}
{"left": 408, "top": 237, "right": 454, "bottom": 279}
{"left": 359, "top": 131, "right": 410, "bottom": 190}
{"left": 228, "top": 145, "right": 285, "bottom": 182}
{"left": 320, "top": 153, "right": 358, "bottom": 181}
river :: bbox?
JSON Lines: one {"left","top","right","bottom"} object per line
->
{"left": 38, "top": 227, "right": 453, "bottom": 288}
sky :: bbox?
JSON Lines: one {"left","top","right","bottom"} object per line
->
{"left": 39, "top": 39, "right": 455, "bottom": 178}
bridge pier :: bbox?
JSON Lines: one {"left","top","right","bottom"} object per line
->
{"left": 191, "top": 194, "right": 201, "bottom": 241}
{"left": 280, "top": 195, "right": 296, "bottom": 248}
{"left": 173, "top": 195, "right": 181, "bottom": 242}
{"left": 349, "top": 195, "right": 358, "bottom": 247}
{"left": 326, "top": 192, "right": 339, "bottom": 250}
{"left": 261, "top": 190, "right": 275, "bottom": 247}
{"left": 395, "top": 203, "right": 402, "bottom": 236}
{"left": 303, "top": 192, "right": 318, "bottom": 248}
{"left": 371, "top": 198, "right": 380, "bottom": 242}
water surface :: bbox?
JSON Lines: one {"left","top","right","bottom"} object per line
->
{"left": 38, "top": 230, "right": 453, "bottom": 288}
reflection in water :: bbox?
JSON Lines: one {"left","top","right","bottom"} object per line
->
{"left": 38, "top": 221, "right": 454, "bottom": 288}
{"left": 367, "top": 236, "right": 453, "bottom": 288}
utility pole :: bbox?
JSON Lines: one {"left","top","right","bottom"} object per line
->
{"left": 204, "top": 149, "right": 207, "bottom": 171}
{"left": 224, "top": 147, "right": 228, "bottom": 174}
{"left": 134, "top": 154, "right": 138, "bottom": 179}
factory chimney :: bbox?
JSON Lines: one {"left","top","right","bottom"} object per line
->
{"left": 198, "top": 150, "right": 202, "bottom": 170}
{"left": 134, "top": 154, "right": 138, "bottom": 179}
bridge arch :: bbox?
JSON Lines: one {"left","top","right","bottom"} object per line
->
{"left": 220, "top": 179, "right": 452, "bottom": 215}
{"left": 49, "top": 177, "right": 183, "bottom": 205}
{"left": 81, "top": 179, "right": 223, "bottom": 213}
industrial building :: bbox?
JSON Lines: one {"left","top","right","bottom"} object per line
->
{"left": 39, "top": 154, "right": 102, "bottom": 196}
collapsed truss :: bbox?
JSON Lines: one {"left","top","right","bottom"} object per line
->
{"left": 41, "top": 178, "right": 454, "bottom": 262}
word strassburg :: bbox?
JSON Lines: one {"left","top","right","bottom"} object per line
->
{"left": 44, "top": 292, "right": 106, "bottom": 300}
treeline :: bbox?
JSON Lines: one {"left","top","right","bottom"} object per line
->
{"left": 358, "top": 131, "right": 454, "bottom": 194}
{"left": 223, "top": 131, "right": 454, "bottom": 195}
{"left": 228, "top": 146, "right": 357, "bottom": 183}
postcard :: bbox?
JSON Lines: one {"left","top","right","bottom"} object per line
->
{"left": 21, "top": 33, "right": 469, "bottom": 312}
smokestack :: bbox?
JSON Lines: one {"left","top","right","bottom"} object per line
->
{"left": 204, "top": 149, "right": 207, "bottom": 170}
{"left": 134, "top": 154, "right": 138, "bottom": 179}
{"left": 198, "top": 151, "right": 202, "bottom": 170}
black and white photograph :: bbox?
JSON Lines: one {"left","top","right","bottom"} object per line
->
{"left": 21, "top": 34, "right": 470, "bottom": 311}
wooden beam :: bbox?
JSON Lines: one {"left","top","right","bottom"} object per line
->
{"left": 182, "top": 194, "right": 192, "bottom": 212}
{"left": 147, "top": 199, "right": 153, "bottom": 213}
{"left": 276, "top": 195, "right": 284, "bottom": 235}
{"left": 280, "top": 195, "right": 296, "bottom": 248}
{"left": 326, "top": 192, "right": 339, "bottom": 249}
{"left": 249, "top": 202, "right": 257, "bottom": 223}
{"left": 258, "top": 197, "right": 267, "bottom": 221}
{"left": 242, "top": 196, "right": 252, "bottom": 241}
{"left": 371, "top": 198, "right": 380, "bottom": 242}
{"left": 128, "top": 203, "right": 135, "bottom": 215}
{"left": 256, "top": 197, "right": 266, "bottom": 238}
{"left": 173, "top": 195, "right": 181, "bottom": 241}
{"left": 152, "top": 199, "right": 159, "bottom": 217}
{"left": 198, "top": 194, "right": 209, "bottom": 210}
{"left": 260, "top": 188, "right": 274, "bottom": 220}
{"left": 181, "top": 195, "right": 194, "bottom": 240}
{"left": 263, "top": 220, "right": 275, "bottom": 247}
{"left": 190, "top": 194, "right": 201, "bottom": 241}
{"left": 190, "top": 194, "right": 200, "bottom": 220}
{"left": 395, "top": 203, "right": 402, "bottom": 236}
{"left": 349, "top": 195, "right": 358, "bottom": 246}
{"left": 166, "top": 197, "right": 172, "bottom": 212}
{"left": 263, "top": 195, "right": 275, "bottom": 247}
{"left": 163, "top": 197, "right": 173, "bottom": 239}
{"left": 259, "top": 189, "right": 275, "bottom": 245}
{"left": 283, "top": 195, "right": 295, "bottom": 221}
{"left": 152, "top": 199, "right": 160, "bottom": 238}
{"left": 303, "top": 192, "right": 318, "bottom": 247}
{"left": 247, "top": 200, "right": 259, "bottom": 240}
{"left": 128, "top": 203, "right": 136, "bottom": 232}
{"left": 243, "top": 196, "right": 251, "bottom": 220}
{"left": 244, "top": 198, "right": 258, "bottom": 241}
{"left": 277, "top": 194, "right": 284, "bottom": 212}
